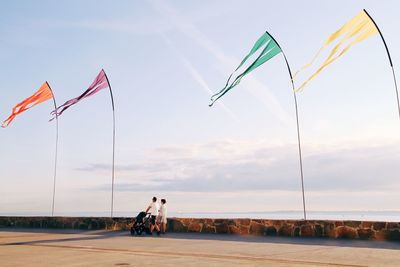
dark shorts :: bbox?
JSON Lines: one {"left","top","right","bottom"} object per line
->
{"left": 151, "top": 215, "right": 156, "bottom": 225}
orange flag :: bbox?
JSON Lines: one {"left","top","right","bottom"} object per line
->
{"left": 2, "top": 82, "right": 53, "bottom": 128}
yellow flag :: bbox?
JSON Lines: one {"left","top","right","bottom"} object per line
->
{"left": 294, "top": 10, "right": 378, "bottom": 92}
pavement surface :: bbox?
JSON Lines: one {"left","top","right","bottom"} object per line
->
{"left": 1, "top": 228, "right": 400, "bottom": 266}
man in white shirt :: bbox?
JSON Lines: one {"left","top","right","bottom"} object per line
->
{"left": 145, "top": 197, "right": 160, "bottom": 235}
{"left": 158, "top": 199, "right": 168, "bottom": 234}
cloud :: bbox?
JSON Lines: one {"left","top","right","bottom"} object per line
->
{"left": 78, "top": 139, "right": 400, "bottom": 193}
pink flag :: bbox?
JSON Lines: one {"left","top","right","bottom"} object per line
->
{"left": 51, "top": 69, "right": 109, "bottom": 118}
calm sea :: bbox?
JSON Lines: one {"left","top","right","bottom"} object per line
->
{"left": 2, "top": 211, "right": 400, "bottom": 222}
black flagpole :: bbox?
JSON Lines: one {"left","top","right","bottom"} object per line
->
{"left": 103, "top": 70, "right": 116, "bottom": 218}
{"left": 267, "top": 32, "right": 307, "bottom": 220}
{"left": 363, "top": 9, "right": 400, "bottom": 120}
{"left": 46, "top": 82, "right": 59, "bottom": 217}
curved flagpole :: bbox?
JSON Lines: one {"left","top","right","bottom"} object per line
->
{"left": 46, "top": 82, "right": 59, "bottom": 217}
{"left": 283, "top": 56, "right": 307, "bottom": 221}
{"left": 363, "top": 9, "right": 400, "bottom": 120}
{"left": 103, "top": 70, "right": 116, "bottom": 218}
{"left": 266, "top": 32, "right": 307, "bottom": 220}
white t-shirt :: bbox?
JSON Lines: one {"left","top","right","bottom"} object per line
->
{"left": 159, "top": 204, "right": 167, "bottom": 224}
{"left": 148, "top": 202, "right": 159, "bottom": 215}
{"left": 159, "top": 204, "right": 167, "bottom": 218}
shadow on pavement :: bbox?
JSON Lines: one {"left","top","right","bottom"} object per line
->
{"left": 162, "top": 232, "right": 400, "bottom": 250}
{"left": 1, "top": 228, "right": 400, "bottom": 250}
{"left": 0, "top": 228, "right": 126, "bottom": 246}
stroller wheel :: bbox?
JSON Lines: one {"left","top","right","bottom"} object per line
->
{"left": 135, "top": 228, "right": 143, "bottom": 235}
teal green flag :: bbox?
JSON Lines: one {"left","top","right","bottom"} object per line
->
{"left": 209, "top": 32, "right": 282, "bottom": 106}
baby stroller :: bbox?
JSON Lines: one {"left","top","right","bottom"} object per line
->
{"left": 130, "top": 211, "right": 152, "bottom": 235}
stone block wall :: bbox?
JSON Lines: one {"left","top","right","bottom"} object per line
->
{"left": 168, "top": 218, "right": 400, "bottom": 241}
{"left": 0, "top": 217, "right": 132, "bottom": 231}
{"left": 0, "top": 216, "right": 399, "bottom": 241}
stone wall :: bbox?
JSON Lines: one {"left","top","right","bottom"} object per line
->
{"left": 1, "top": 217, "right": 399, "bottom": 241}
{"left": 0, "top": 217, "right": 132, "bottom": 231}
{"left": 168, "top": 218, "right": 400, "bottom": 241}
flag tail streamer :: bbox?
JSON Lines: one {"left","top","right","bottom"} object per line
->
{"left": 294, "top": 10, "right": 378, "bottom": 92}
{"left": 2, "top": 82, "right": 53, "bottom": 127}
{"left": 209, "top": 32, "right": 282, "bottom": 106}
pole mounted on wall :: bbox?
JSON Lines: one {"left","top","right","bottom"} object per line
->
{"left": 0, "top": 82, "right": 59, "bottom": 216}
{"left": 103, "top": 71, "right": 116, "bottom": 218}
{"left": 266, "top": 32, "right": 307, "bottom": 220}
{"left": 209, "top": 31, "right": 308, "bottom": 220}
{"left": 47, "top": 82, "right": 59, "bottom": 217}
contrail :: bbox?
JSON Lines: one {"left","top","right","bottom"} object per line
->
{"left": 148, "top": 0, "right": 294, "bottom": 127}
{"left": 161, "top": 34, "right": 239, "bottom": 122}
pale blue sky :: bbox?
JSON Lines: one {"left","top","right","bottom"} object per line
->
{"left": 1, "top": 0, "right": 400, "bottom": 217}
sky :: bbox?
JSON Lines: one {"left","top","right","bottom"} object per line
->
{"left": 1, "top": 0, "right": 400, "bottom": 218}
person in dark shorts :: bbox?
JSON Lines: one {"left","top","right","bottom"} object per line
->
{"left": 145, "top": 196, "right": 160, "bottom": 235}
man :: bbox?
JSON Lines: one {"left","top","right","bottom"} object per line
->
{"left": 145, "top": 197, "right": 160, "bottom": 235}
{"left": 158, "top": 199, "right": 168, "bottom": 234}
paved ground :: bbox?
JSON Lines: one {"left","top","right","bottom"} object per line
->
{"left": 1, "top": 229, "right": 399, "bottom": 266}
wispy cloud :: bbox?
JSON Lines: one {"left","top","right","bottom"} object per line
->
{"left": 79, "top": 139, "right": 400, "bottom": 193}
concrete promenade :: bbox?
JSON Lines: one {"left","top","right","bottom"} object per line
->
{"left": 1, "top": 229, "right": 399, "bottom": 266}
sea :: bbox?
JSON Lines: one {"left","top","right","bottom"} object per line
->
{"left": 2, "top": 211, "right": 400, "bottom": 222}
